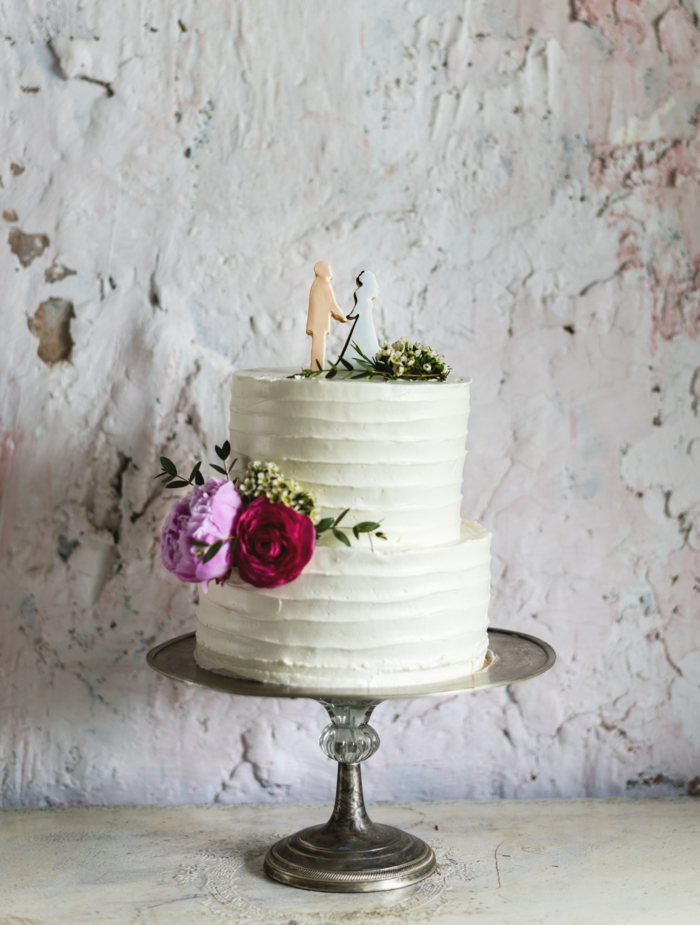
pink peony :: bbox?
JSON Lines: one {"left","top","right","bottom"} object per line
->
{"left": 161, "top": 479, "right": 243, "bottom": 591}
{"left": 234, "top": 496, "right": 315, "bottom": 588}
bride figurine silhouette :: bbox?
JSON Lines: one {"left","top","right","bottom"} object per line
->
{"left": 337, "top": 270, "right": 380, "bottom": 369}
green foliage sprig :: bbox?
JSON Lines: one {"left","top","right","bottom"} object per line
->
{"left": 209, "top": 440, "right": 238, "bottom": 479}
{"left": 154, "top": 440, "right": 237, "bottom": 490}
{"left": 315, "top": 508, "right": 386, "bottom": 549}
{"left": 294, "top": 339, "right": 450, "bottom": 382}
{"left": 155, "top": 446, "right": 387, "bottom": 549}
{"left": 188, "top": 535, "right": 237, "bottom": 564}
{"left": 154, "top": 456, "right": 205, "bottom": 489}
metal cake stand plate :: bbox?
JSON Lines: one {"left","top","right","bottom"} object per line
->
{"left": 147, "top": 628, "right": 555, "bottom": 893}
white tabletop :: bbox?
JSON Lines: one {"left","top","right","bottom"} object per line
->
{"left": 2, "top": 798, "right": 698, "bottom": 924}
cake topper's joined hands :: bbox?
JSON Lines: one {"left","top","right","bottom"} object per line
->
{"left": 306, "top": 261, "right": 347, "bottom": 371}
{"left": 338, "top": 270, "right": 380, "bottom": 370}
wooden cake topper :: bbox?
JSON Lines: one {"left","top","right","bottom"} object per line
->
{"left": 307, "top": 261, "right": 347, "bottom": 371}
{"left": 337, "top": 270, "right": 380, "bottom": 369}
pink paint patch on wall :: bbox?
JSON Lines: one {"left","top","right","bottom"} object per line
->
{"left": 571, "top": 0, "right": 650, "bottom": 52}
{"left": 590, "top": 134, "right": 700, "bottom": 347}
{"left": 657, "top": 6, "right": 699, "bottom": 66}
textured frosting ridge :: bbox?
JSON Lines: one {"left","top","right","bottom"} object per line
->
{"left": 228, "top": 368, "right": 471, "bottom": 547}
{"left": 195, "top": 521, "right": 491, "bottom": 691}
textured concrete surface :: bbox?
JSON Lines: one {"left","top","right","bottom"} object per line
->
{"left": 0, "top": 2, "right": 699, "bottom": 806}
{"left": 2, "top": 799, "right": 699, "bottom": 923}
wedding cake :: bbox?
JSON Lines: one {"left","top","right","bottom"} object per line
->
{"left": 193, "top": 368, "right": 491, "bottom": 691}
{"left": 158, "top": 263, "right": 491, "bottom": 692}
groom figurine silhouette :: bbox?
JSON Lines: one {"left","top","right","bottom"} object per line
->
{"left": 307, "top": 261, "right": 347, "bottom": 371}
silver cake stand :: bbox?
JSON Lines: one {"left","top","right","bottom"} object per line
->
{"left": 147, "top": 628, "right": 555, "bottom": 893}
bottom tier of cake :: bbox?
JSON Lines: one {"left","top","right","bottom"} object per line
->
{"left": 194, "top": 521, "right": 491, "bottom": 692}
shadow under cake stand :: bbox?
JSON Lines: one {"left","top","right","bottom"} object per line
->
{"left": 147, "top": 628, "right": 555, "bottom": 893}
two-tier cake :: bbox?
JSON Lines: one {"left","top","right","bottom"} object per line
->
{"left": 193, "top": 368, "right": 491, "bottom": 691}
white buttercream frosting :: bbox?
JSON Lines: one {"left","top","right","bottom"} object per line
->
{"left": 195, "top": 521, "right": 491, "bottom": 691}
{"left": 228, "top": 368, "right": 471, "bottom": 546}
{"left": 195, "top": 368, "right": 491, "bottom": 692}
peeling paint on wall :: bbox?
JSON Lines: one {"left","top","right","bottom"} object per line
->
{"left": 27, "top": 297, "right": 75, "bottom": 364}
{"left": 8, "top": 228, "right": 49, "bottom": 267}
{"left": 45, "top": 262, "right": 76, "bottom": 283}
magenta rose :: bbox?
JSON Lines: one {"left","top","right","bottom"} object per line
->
{"left": 234, "top": 496, "right": 315, "bottom": 588}
{"left": 161, "top": 479, "right": 243, "bottom": 591}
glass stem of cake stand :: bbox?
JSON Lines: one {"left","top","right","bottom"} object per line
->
{"left": 318, "top": 699, "right": 382, "bottom": 836}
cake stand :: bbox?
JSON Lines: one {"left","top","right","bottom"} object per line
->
{"left": 147, "top": 628, "right": 555, "bottom": 893}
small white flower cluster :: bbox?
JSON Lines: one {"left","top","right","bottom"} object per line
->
{"left": 239, "top": 461, "right": 318, "bottom": 519}
{"left": 375, "top": 338, "right": 449, "bottom": 379}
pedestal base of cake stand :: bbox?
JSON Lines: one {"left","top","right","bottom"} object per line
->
{"left": 264, "top": 764, "right": 435, "bottom": 892}
{"left": 147, "top": 628, "right": 555, "bottom": 893}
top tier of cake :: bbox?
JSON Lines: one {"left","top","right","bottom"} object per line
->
{"left": 229, "top": 368, "right": 471, "bottom": 547}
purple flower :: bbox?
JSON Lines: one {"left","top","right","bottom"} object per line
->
{"left": 161, "top": 479, "right": 243, "bottom": 591}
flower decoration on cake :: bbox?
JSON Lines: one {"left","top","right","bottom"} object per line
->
{"left": 233, "top": 496, "right": 315, "bottom": 588}
{"left": 239, "top": 461, "right": 317, "bottom": 519}
{"left": 299, "top": 339, "right": 450, "bottom": 382}
{"left": 156, "top": 444, "right": 386, "bottom": 591}
{"left": 354, "top": 339, "right": 450, "bottom": 381}
{"left": 160, "top": 479, "right": 242, "bottom": 590}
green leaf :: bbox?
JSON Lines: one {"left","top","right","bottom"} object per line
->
{"left": 165, "top": 479, "right": 190, "bottom": 489}
{"left": 315, "top": 359, "right": 324, "bottom": 372}
{"left": 189, "top": 461, "right": 202, "bottom": 483}
{"left": 375, "top": 532, "right": 387, "bottom": 540}
{"left": 339, "top": 357, "right": 354, "bottom": 370}
{"left": 202, "top": 540, "right": 223, "bottom": 563}
{"left": 210, "top": 463, "right": 227, "bottom": 475}
{"left": 315, "top": 517, "right": 335, "bottom": 533}
{"left": 325, "top": 366, "right": 337, "bottom": 379}
{"left": 354, "top": 521, "right": 381, "bottom": 533}
{"left": 160, "top": 456, "right": 177, "bottom": 476}
{"left": 332, "top": 529, "right": 351, "bottom": 547}
{"left": 194, "top": 469, "right": 205, "bottom": 486}
{"left": 353, "top": 525, "right": 359, "bottom": 539}
{"left": 188, "top": 539, "right": 208, "bottom": 547}
{"left": 351, "top": 341, "right": 373, "bottom": 363}
{"left": 215, "top": 443, "right": 228, "bottom": 460}
{"left": 222, "top": 440, "right": 231, "bottom": 459}
{"left": 351, "top": 372, "right": 370, "bottom": 379}
{"left": 333, "top": 508, "right": 349, "bottom": 527}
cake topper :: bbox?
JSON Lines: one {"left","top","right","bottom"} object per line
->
{"left": 307, "top": 261, "right": 347, "bottom": 371}
{"left": 337, "top": 270, "right": 380, "bottom": 370}
{"left": 296, "top": 262, "right": 451, "bottom": 381}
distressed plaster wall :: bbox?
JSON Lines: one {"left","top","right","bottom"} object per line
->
{"left": 0, "top": 0, "right": 699, "bottom": 807}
